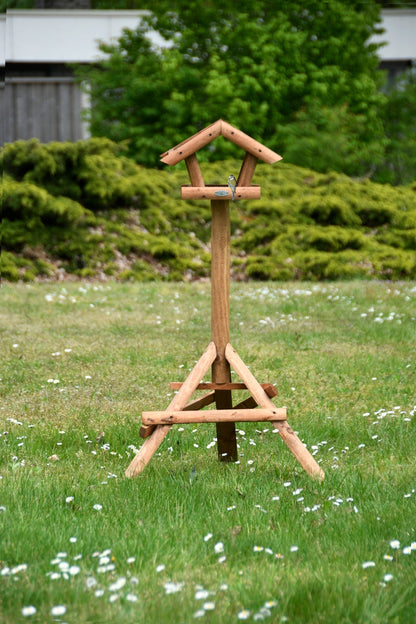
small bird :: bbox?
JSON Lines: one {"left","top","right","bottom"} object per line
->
{"left": 227, "top": 174, "right": 237, "bottom": 200}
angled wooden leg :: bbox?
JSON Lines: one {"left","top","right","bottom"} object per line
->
{"left": 125, "top": 342, "right": 217, "bottom": 477}
{"left": 272, "top": 420, "right": 324, "bottom": 481}
{"left": 225, "top": 343, "right": 277, "bottom": 409}
{"left": 125, "top": 425, "right": 172, "bottom": 477}
{"left": 225, "top": 343, "right": 324, "bottom": 481}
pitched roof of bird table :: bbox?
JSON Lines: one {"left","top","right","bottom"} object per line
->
{"left": 160, "top": 119, "right": 282, "bottom": 166}
{"left": 160, "top": 120, "right": 282, "bottom": 201}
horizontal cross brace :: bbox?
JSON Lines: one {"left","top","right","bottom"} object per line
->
{"left": 170, "top": 382, "right": 277, "bottom": 396}
{"left": 142, "top": 407, "right": 286, "bottom": 425}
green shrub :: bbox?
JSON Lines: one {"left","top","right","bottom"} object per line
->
{"left": 355, "top": 201, "right": 398, "bottom": 228}
{"left": 1, "top": 251, "right": 20, "bottom": 282}
{"left": 376, "top": 228, "right": 416, "bottom": 251}
{"left": 372, "top": 249, "right": 416, "bottom": 280}
{"left": 3, "top": 176, "right": 91, "bottom": 250}
{"left": 0, "top": 251, "right": 54, "bottom": 282}
{"left": 1, "top": 138, "right": 144, "bottom": 212}
{"left": 268, "top": 225, "right": 368, "bottom": 255}
{"left": 297, "top": 195, "right": 362, "bottom": 227}
{"left": 323, "top": 250, "right": 373, "bottom": 280}
{"left": 2, "top": 139, "right": 416, "bottom": 282}
{"left": 245, "top": 256, "right": 296, "bottom": 281}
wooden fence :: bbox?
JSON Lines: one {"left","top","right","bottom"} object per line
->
{"left": 1, "top": 76, "right": 88, "bottom": 145}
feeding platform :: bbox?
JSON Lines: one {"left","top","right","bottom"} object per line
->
{"left": 126, "top": 119, "right": 324, "bottom": 481}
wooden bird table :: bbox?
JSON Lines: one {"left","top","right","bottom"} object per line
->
{"left": 125, "top": 120, "right": 324, "bottom": 481}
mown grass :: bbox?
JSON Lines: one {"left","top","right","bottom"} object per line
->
{"left": 1, "top": 281, "right": 416, "bottom": 623}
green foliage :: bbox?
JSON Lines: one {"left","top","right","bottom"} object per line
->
{"left": 1, "top": 251, "right": 20, "bottom": 282}
{"left": 2, "top": 138, "right": 416, "bottom": 282}
{"left": 278, "top": 103, "right": 386, "bottom": 177}
{"left": 3, "top": 2, "right": 415, "bottom": 185}
{"left": 374, "top": 69, "right": 416, "bottom": 185}
{"left": 0, "top": 0, "right": 33, "bottom": 11}
{"left": 2, "top": 175, "right": 92, "bottom": 254}
{"left": 0, "top": 250, "right": 54, "bottom": 282}
{"left": 297, "top": 196, "right": 362, "bottom": 227}
{"left": 76, "top": 0, "right": 386, "bottom": 175}
{"left": 2, "top": 138, "right": 140, "bottom": 210}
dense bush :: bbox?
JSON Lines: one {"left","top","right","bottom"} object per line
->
{"left": 2, "top": 138, "right": 416, "bottom": 282}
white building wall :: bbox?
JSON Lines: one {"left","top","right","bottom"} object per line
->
{"left": 1, "top": 9, "right": 167, "bottom": 66}
{"left": 370, "top": 9, "right": 416, "bottom": 61}
{"left": 0, "top": 16, "right": 5, "bottom": 65}
{"left": 1, "top": 8, "right": 416, "bottom": 67}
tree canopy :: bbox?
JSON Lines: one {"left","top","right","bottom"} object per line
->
{"left": 77, "top": 0, "right": 389, "bottom": 175}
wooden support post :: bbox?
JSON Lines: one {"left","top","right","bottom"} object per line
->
{"left": 185, "top": 154, "right": 204, "bottom": 187}
{"left": 225, "top": 343, "right": 275, "bottom": 408}
{"left": 237, "top": 152, "right": 258, "bottom": 187}
{"left": 211, "top": 199, "right": 238, "bottom": 462}
{"left": 183, "top": 391, "right": 216, "bottom": 411}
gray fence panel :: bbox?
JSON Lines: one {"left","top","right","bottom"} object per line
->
{"left": 1, "top": 78, "right": 85, "bottom": 145}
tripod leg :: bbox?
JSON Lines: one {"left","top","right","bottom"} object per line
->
{"left": 125, "top": 342, "right": 217, "bottom": 478}
{"left": 273, "top": 420, "right": 324, "bottom": 481}
{"left": 225, "top": 344, "right": 324, "bottom": 481}
{"left": 125, "top": 425, "right": 171, "bottom": 478}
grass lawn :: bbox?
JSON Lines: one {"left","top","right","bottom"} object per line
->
{"left": 1, "top": 280, "right": 415, "bottom": 623}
